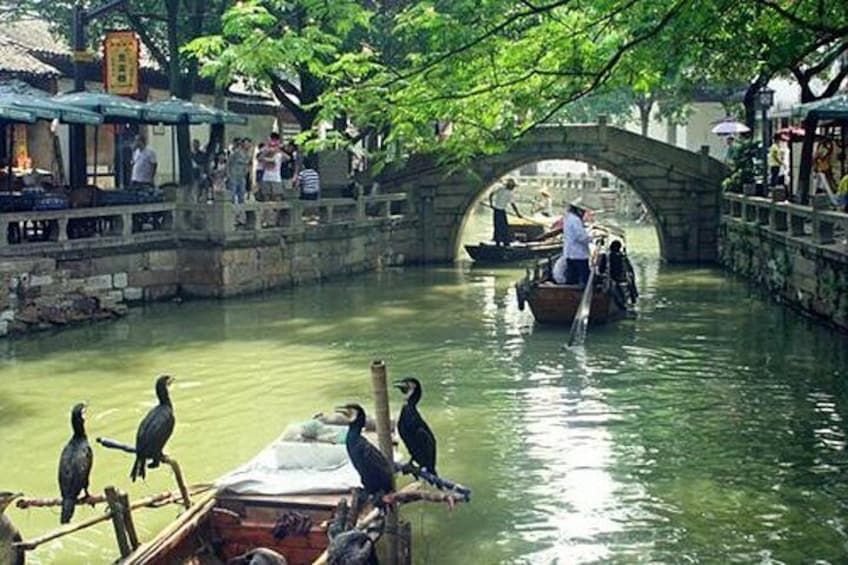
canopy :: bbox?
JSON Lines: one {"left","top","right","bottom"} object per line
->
{"left": 145, "top": 97, "right": 248, "bottom": 125}
{"left": 53, "top": 91, "right": 181, "bottom": 124}
{"left": 791, "top": 94, "right": 848, "bottom": 121}
{"left": 0, "top": 93, "right": 103, "bottom": 125}
{"left": 0, "top": 101, "right": 36, "bottom": 123}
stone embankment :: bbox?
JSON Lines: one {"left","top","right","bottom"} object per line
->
{"left": 720, "top": 193, "right": 848, "bottom": 331}
{"left": 0, "top": 193, "right": 417, "bottom": 337}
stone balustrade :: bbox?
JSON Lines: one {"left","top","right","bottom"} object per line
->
{"left": 178, "top": 192, "right": 411, "bottom": 243}
{"left": 0, "top": 203, "right": 176, "bottom": 256}
{"left": 0, "top": 193, "right": 411, "bottom": 255}
{"left": 723, "top": 193, "right": 848, "bottom": 247}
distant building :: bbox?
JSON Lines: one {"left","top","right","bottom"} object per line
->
{"left": 0, "top": 16, "right": 298, "bottom": 185}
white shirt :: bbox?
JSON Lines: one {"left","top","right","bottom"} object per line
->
{"left": 131, "top": 148, "right": 157, "bottom": 184}
{"left": 262, "top": 151, "right": 284, "bottom": 183}
{"left": 563, "top": 210, "right": 591, "bottom": 259}
{"left": 491, "top": 186, "right": 513, "bottom": 210}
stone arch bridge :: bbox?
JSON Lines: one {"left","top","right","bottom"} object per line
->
{"left": 380, "top": 120, "right": 728, "bottom": 263}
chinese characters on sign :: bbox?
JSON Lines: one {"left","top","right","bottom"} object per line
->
{"left": 104, "top": 31, "right": 139, "bottom": 96}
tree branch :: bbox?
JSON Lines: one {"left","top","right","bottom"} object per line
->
{"left": 747, "top": 0, "right": 848, "bottom": 35}
{"left": 123, "top": 11, "right": 170, "bottom": 71}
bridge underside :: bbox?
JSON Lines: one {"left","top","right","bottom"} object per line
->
{"left": 382, "top": 123, "right": 728, "bottom": 264}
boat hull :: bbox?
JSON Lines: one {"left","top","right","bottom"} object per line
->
{"left": 465, "top": 242, "right": 560, "bottom": 264}
{"left": 524, "top": 283, "right": 625, "bottom": 325}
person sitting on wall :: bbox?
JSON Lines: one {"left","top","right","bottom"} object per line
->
{"left": 814, "top": 138, "right": 838, "bottom": 205}
{"left": 838, "top": 173, "right": 848, "bottom": 214}
{"left": 489, "top": 178, "right": 522, "bottom": 247}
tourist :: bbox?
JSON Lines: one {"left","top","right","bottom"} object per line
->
{"left": 724, "top": 136, "right": 738, "bottom": 165}
{"left": 814, "top": 138, "right": 838, "bottom": 204}
{"left": 282, "top": 141, "right": 303, "bottom": 191}
{"left": 489, "top": 178, "right": 522, "bottom": 246}
{"left": 767, "top": 134, "right": 786, "bottom": 189}
{"left": 242, "top": 138, "right": 254, "bottom": 199}
{"left": 258, "top": 133, "right": 286, "bottom": 201}
{"left": 253, "top": 142, "right": 265, "bottom": 198}
{"left": 190, "top": 139, "right": 209, "bottom": 182}
{"left": 227, "top": 138, "right": 250, "bottom": 204}
{"left": 209, "top": 152, "right": 228, "bottom": 202}
{"left": 130, "top": 135, "right": 157, "bottom": 189}
{"left": 838, "top": 174, "right": 848, "bottom": 213}
{"left": 563, "top": 200, "right": 591, "bottom": 286}
{"left": 295, "top": 157, "right": 321, "bottom": 200}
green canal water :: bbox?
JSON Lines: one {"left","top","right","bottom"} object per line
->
{"left": 2, "top": 224, "right": 848, "bottom": 564}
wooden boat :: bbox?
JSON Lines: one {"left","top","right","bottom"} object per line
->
{"left": 514, "top": 227, "right": 638, "bottom": 324}
{"left": 464, "top": 240, "right": 561, "bottom": 263}
{"left": 508, "top": 217, "right": 547, "bottom": 241}
{"left": 120, "top": 489, "right": 407, "bottom": 565}
{"left": 516, "top": 280, "right": 627, "bottom": 324}
{"left": 119, "top": 434, "right": 412, "bottom": 565}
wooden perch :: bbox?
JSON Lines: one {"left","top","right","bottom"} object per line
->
{"left": 383, "top": 489, "right": 467, "bottom": 511}
{"left": 12, "top": 487, "right": 209, "bottom": 552}
{"left": 97, "top": 437, "right": 192, "bottom": 509}
{"left": 394, "top": 462, "right": 472, "bottom": 501}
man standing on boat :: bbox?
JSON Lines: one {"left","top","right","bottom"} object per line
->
{"left": 489, "top": 178, "right": 522, "bottom": 246}
{"left": 563, "top": 200, "right": 592, "bottom": 286}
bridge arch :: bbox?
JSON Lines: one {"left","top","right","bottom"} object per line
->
{"left": 382, "top": 122, "right": 728, "bottom": 264}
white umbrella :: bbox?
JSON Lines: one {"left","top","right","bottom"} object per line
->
{"left": 711, "top": 119, "right": 751, "bottom": 136}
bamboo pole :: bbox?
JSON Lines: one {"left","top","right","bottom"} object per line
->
{"left": 370, "top": 360, "right": 398, "bottom": 565}
{"left": 12, "top": 488, "right": 205, "bottom": 552}
{"left": 119, "top": 491, "right": 140, "bottom": 550}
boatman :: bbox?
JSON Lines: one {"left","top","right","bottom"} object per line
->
{"left": 489, "top": 178, "right": 523, "bottom": 246}
{"left": 563, "top": 200, "right": 592, "bottom": 286}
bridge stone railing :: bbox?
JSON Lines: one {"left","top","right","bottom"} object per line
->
{"left": 177, "top": 192, "right": 411, "bottom": 243}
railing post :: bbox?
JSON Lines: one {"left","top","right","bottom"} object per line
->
{"left": 597, "top": 115, "right": 608, "bottom": 145}
{"left": 789, "top": 210, "right": 806, "bottom": 237}
{"left": 290, "top": 200, "right": 303, "bottom": 229}
{"left": 356, "top": 185, "right": 366, "bottom": 221}
{"left": 57, "top": 217, "right": 69, "bottom": 242}
{"left": 122, "top": 211, "right": 132, "bottom": 238}
{"left": 770, "top": 204, "right": 788, "bottom": 232}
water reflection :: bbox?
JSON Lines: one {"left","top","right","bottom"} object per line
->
{"left": 2, "top": 226, "right": 848, "bottom": 564}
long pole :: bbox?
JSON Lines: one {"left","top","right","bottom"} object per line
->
{"left": 370, "top": 360, "right": 398, "bottom": 565}
{"left": 761, "top": 104, "right": 769, "bottom": 194}
{"left": 69, "top": 3, "right": 87, "bottom": 190}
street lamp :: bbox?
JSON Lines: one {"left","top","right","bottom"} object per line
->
{"left": 758, "top": 85, "right": 775, "bottom": 192}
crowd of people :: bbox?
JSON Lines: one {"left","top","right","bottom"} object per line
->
{"left": 724, "top": 132, "right": 848, "bottom": 213}
{"left": 190, "top": 133, "right": 321, "bottom": 205}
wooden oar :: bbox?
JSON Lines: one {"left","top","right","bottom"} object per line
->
{"left": 479, "top": 202, "right": 546, "bottom": 225}
{"left": 566, "top": 251, "right": 599, "bottom": 347}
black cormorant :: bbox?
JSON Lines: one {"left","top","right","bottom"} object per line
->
{"left": 336, "top": 404, "right": 394, "bottom": 501}
{"left": 58, "top": 402, "right": 93, "bottom": 524}
{"left": 131, "top": 375, "right": 175, "bottom": 482}
{"left": 0, "top": 491, "right": 23, "bottom": 565}
{"left": 394, "top": 378, "right": 437, "bottom": 475}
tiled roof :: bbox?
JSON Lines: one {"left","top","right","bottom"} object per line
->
{"left": 0, "top": 16, "right": 159, "bottom": 70}
{"left": 0, "top": 35, "right": 60, "bottom": 76}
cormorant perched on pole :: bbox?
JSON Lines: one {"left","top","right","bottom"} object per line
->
{"left": 131, "top": 375, "right": 175, "bottom": 482}
{"left": 0, "top": 491, "right": 23, "bottom": 565}
{"left": 58, "top": 402, "right": 93, "bottom": 524}
{"left": 336, "top": 404, "right": 394, "bottom": 502}
{"left": 394, "top": 377, "right": 437, "bottom": 476}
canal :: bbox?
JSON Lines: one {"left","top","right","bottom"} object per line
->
{"left": 2, "top": 221, "right": 848, "bottom": 564}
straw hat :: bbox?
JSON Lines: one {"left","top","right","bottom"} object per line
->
{"left": 504, "top": 178, "right": 517, "bottom": 188}
{"left": 539, "top": 188, "right": 551, "bottom": 197}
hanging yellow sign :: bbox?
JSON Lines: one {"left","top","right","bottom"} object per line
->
{"left": 104, "top": 31, "right": 139, "bottom": 96}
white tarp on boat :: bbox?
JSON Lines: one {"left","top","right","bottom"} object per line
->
{"left": 215, "top": 425, "right": 361, "bottom": 495}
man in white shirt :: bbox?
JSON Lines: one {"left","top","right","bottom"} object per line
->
{"left": 131, "top": 135, "right": 157, "bottom": 188}
{"left": 488, "top": 178, "right": 523, "bottom": 246}
{"left": 563, "top": 200, "right": 592, "bottom": 286}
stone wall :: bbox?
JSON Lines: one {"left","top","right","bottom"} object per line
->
{"left": 719, "top": 218, "right": 848, "bottom": 331}
{"left": 0, "top": 214, "right": 418, "bottom": 337}
{"left": 179, "top": 219, "right": 417, "bottom": 297}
